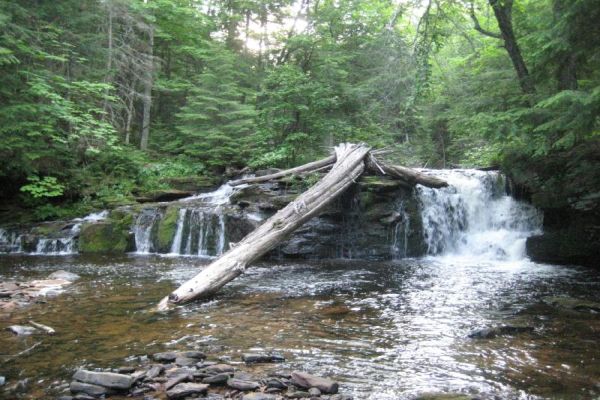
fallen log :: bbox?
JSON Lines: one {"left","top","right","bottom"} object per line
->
{"left": 228, "top": 154, "right": 336, "bottom": 186}
{"left": 158, "top": 143, "right": 371, "bottom": 309}
{"left": 366, "top": 154, "right": 448, "bottom": 188}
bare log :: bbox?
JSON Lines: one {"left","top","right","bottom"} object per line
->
{"left": 158, "top": 143, "right": 370, "bottom": 309}
{"left": 228, "top": 154, "right": 336, "bottom": 186}
{"left": 366, "top": 155, "right": 448, "bottom": 188}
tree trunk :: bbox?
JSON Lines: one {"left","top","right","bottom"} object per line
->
{"left": 140, "top": 26, "right": 154, "bottom": 151}
{"left": 229, "top": 154, "right": 336, "bottom": 186}
{"left": 489, "top": 0, "right": 535, "bottom": 95}
{"left": 157, "top": 143, "right": 371, "bottom": 309}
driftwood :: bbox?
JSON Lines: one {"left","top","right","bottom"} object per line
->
{"left": 158, "top": 143, "right": 448, "bottom": 309}
{"left": 228, "top": 155, "right": 336, "bottom": 186}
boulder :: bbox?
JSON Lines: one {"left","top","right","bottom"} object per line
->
{"left": 72, "top": 369, "right": 134, "bottom": 390}
{"left": 47, "top": 270, "right": 80, "bottom": 281}
{"left": 166, "top": 382, "right": 209, "bottom": 399}
{"left": 7, "top": 325, "right": 37, "bottom": 336}
{"left": 202, "top": 373, "right": 230, "bottom": 384}
{"left": 152, "top": 352, "right": 178, "bottom": 362}
{"left": 291, "top": 371, "right": 339, "bottom": 394}
{"left": 227, "top": 378, "right": 261, "bottom": 391}
{"left": 70, "top": 381, "right": 113, "bottom": 397}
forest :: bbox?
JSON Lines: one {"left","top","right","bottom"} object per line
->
{"left": 1, "top": 0, "right": 598, "bottom": 222}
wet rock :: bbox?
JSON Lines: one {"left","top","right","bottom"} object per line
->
{"left": 166, "top": 382, "right": 209, "bottom": 399}
{"left": 116, "top": 366, "right": 136, "bottom": 374}
{"left": 48, "top": 270, "right": 80, "bottom": 281}
{"left": 266, "top": 378, "right": 288, "bottom": 389}
{"left": 468, "top": 325, "right": 534, "bottom": 339}
{"left": 7, "top": 325, "right": 37, "bottom": 335}
{"left": 227, "top": 378, "right": 261, "bottom": 391}
{"left": 242, "top": 352, "right": 285, "bottom": 364}
{"left": 0, "top": 376, "right": 4, "bottom": 386}
{"left": 243, "top": 393, "right": 278, "bottom": 400}
{"left": 542, "top": 296, "right": 600, "bottom": 313}
{"left": 202, "top": 372, "right": 231, "bottom": 384}
{"left": 70, "top": 381, "right": 113, "bottom": 397}
{"left": 165, "top": 367, "right": 195, "bottom": 378}
{"left": 291, "top": 372, "right": 339, "bottom": 394}
{"left": 152, "top": 351, "right": 178, "bottom": 362}
{"left": 72, "top": 369, "right": 134, "bottom": 389}
{"left": 308, "top": 387, "right": 321, "bottom": 396}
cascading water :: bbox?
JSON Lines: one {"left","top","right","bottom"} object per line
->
{"left": 390, "top": 201, "right": 410, "bottom": 259}
{"left": 416, "top": 169, "right": 542, "bottom": 261}
{"left": 133, "top": 209, "right": 163, "bottom": 254}
{"left": 169, "top": 208, "right": 227, "bottom": 257}
{"left": 0, "top": 228, "right": 22, "bottom": 253}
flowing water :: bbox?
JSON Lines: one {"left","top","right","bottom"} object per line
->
{"left": 0, "top": 170, "right": 599, "bottom": 399}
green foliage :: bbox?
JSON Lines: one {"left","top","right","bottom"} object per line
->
{"left": 20, "top": 176, "right": 64, "bottom": 199}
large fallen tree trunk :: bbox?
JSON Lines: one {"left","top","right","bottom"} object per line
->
{"left": 229, "top": 154, "right": 336, "bottom": 186}
{"left": 366, "top": 154, "right": 448, "bottom": 189}
{"left": 158, "top": 143, "right": 371, "bottom": 310}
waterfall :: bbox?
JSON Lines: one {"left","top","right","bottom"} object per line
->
{"left": 168, "top": 208, "right": 228, "bottom": 257}
{"left": 416, "top": 169, "right": 542, "bottom": 260}
{"left": 390, "top": 201, "right": 410, "bottom": 259}
{"left": 0, "top": 228, "right": 22, "bottom": 253}
{"left": 34, "top": 237, "right": 77, "bottom": 255}
{"left": 133, "top": 209, "right": 162, "bottom": 254}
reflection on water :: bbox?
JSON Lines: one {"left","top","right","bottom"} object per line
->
{"left": 0, "top": 254, "right": 599, "bottom": 399}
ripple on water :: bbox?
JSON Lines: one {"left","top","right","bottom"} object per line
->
{"left": 0, "top": 254, "right": 599, "bottom": 399}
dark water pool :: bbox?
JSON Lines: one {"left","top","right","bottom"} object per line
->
{"left": 0, "top": 254, "right": 599, "bottom": 399}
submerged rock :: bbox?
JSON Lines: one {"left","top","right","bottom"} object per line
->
{"left": 7, "top": 325, "right": 37, "bottom": 336}
{"left": 242, "top": 352, "right": 285, "bottom": 364}
{"left": 202, "top": 372, "right": 230, "bottom": 384}
{"left": 542, "top": 296, "right": 600, "bottom": 313}
{"left": 242, "top": 393, "right": 278, "bottom": 400}
{"left": 291, "top": 371, "right": 339, "bottom": 394}
{"left": 47, "top": 270, "right": 80, "bottom": 281}
{"left": 468, "top": 325, "right": 534, "bottom": 339}
{"left": 72, "top": 369, "right": 134, "bottom": 390}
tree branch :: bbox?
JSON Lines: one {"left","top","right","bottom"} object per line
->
{"left": 469, "top": 2, "right": 501, "bottom": 39}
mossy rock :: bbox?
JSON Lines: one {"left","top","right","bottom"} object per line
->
{"left": 79, "top": 221, "right": 131, "bottom": 253}
{"left": 155, "top": 205, "right": 179, "bottom": 252}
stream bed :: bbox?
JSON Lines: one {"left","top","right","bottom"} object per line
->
{"left": 1, "top": 254, "right": 599, "bottom": 399}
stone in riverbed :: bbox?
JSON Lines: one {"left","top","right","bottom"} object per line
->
{"left": 243, "top": 393, "right": 278, "bottom": 400}
{"left": 166, "top": 382, "right": 209, "bottom": 399}
{"left": 286, "top": 391, "right": 312, "bottom": 398}
{"left": 227, "top": 378, "right": 261, "bottom": 391}
{"left": 174, "top": 356, "right": 196, "bottom": 367}
{"left": 201, "top": 363, "right": 235, "bottom": 374}
{"left": 153, "top": 351, "right": 178, "bottom": 362}
{"left": 145, "top": 364, "right": 164, "bottom": 380}
{"left": 7, "top": 325, "right": 37, "bottom": 335}
{"left": 242, "top": 352, "right": 285, "bottom": 364}
{"left": 47, "top": 270, "right": 80, "bottom": 281}
{"left": 202, "top": 372, "right": 231, "bottom": 384}
{"left": 178, "top": 350, "right": 205, "bottom": 359}
{"left": 70, "top": 381, "right": 113, "bottom": 397}
{"left": 468, "top": 325, "right": 534, "bottom": 339}
{"left": 73, "top": 369, "right": 134, "bottom": 389}
{"left": 308, "top": 387, "right": 321, "bottom": 396}
{"left": 291, "top": 372, "right": 339, "bottom": 394}
{"left": 165, "top": 373, "right": 191, "bottom": 390}
{"left": 266, "top": 378, "right": 288, "bottom": 389}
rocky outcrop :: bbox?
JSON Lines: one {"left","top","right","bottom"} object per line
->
{"left": 505, "top": 140, "right": 600, "bottom": 268}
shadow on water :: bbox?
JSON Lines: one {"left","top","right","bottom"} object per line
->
{"left": 0, "top": 253, "right": 599, "bottom": 399}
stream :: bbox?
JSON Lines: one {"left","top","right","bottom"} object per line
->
{"left": 1, "top": 170, "right": 599, "bottom": 399}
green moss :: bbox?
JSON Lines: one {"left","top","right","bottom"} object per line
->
{"left": 156, "top": 206, "right": 179, "bottom": 252}
{"left": 79, "top": 222, "right": 130, "bottom": 253}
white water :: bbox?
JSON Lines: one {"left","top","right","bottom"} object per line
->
{"left": 390, "top": 201, "right": 410, "bottom": 259}
{"left": 133, "top": 209, "right": 162, "bottom": 254}
{"left": 416, "top": 169, "right": 542, "bottom": 261}
{"left": 168, "top": 208, "right": 227, "bottom": 257}
{"left": 182, "top": 183, "right": 236, "bottom": 205}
